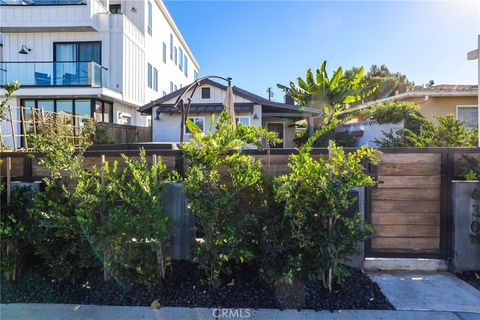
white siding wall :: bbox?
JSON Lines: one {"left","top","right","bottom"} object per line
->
{"left": 1, "top": 0, "right": 199, "bottom": 128}
{"left": 152, "top": 109, "right": 256, "bottom": 143}
{"left": 0, "top": 0, "right": 109, "bottom": 31}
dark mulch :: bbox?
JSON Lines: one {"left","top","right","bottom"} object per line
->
{"left": 1, "top": 261, "right": 393, "bottom": 310}
{"left": 457, "top": 271, "right": 480, "bottom": 291}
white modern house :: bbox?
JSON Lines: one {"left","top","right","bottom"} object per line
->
{"left": 0, "top": 0, "right": 199, "bottom": 147}
{"left": 140, "top": 79, "right": 321, "bottom": 148}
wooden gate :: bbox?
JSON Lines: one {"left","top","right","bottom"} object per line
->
{"left": 366, "top": 149, "right": 449, "bottom": 258}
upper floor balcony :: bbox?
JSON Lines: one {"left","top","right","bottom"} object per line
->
{"left": 0, "top": 61, "right": 107, "bottom": 87}
{"left": 0, "top": 0, "right": 109, "bottom": 32}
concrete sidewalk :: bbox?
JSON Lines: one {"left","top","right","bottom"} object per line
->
{"left": 1, "top": 304, "right": 480, "bottom": 320}
{"left": 370, "top": 272, "right": 480, "bottom": 313}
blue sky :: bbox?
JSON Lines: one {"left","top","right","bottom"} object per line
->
{"left": 165, "top": 1, "right": 480, "bottom": 101}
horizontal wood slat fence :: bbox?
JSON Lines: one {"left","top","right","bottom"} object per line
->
{"left": 1, "top": 145, "right": 479, "bottom": 259}
{"left": 96, "top": 123, "right": 152, "bottom": 144}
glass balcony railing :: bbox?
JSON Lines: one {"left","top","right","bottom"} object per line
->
{"left": 0, "top": 0, "right": 87, "bottom": 5}
{"left": 0, "top": 61, "right": 107, "bottom": 87}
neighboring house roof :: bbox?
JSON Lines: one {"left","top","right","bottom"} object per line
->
{"left": 156, "top": 103, "right": 254, "bottom": 113}
{"left": 343, "top": 84, "right": 478, "bottom": 114}
{"left": 139, "top": 78, "right": 321, "bottom": 115}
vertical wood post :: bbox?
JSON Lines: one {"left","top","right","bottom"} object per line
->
{"left": 8, "top": 105, "right": 16, "bottom": 151}
{"left": 6, "top": 157, "right": 11, "bottom": 204}
{"left": 20, "top": 106, "right": 28, "bottom": 150}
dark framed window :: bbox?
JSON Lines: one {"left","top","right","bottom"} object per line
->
{"left": 153, "top": 68, "right": 158, "bottom": 91}
{"left": 162, "top": 42, "right": 167, "bottom": 64}
{"left": 20, "top": 98, "right": 113, "bottom": 123}
{"left": 170, "top": 34, "right": 173, "bottom": 60}
{"left": 201, "top": 87, "right": 211, "bottom": 99}
{"left": 147, "top": 63, "right": 153, "bottom": 88}
{"left": 179, "top": 48, "right": 183, "bottom": 71}
{"left": 54, "top": 41, "right": 101, "bottom": 64}
{"left": 109, "top": 4, "right": 121, "bottom": 13}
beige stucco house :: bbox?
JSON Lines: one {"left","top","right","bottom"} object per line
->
{"left": 342, "top": 84, "right": 478, "bottom": 146}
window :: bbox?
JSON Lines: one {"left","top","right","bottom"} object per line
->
{"left": 174, "top": 84, "right": 178, "bottom": 91}
{"left": 170, "top": 34, "right": 173, "bottom": 60}
{"left": 162, "top": 91, "right": 166, "bottom": 96}
{"left": 147, "top": 1, "right": 152, "bottom": 35}
{"left": 162, "top": 42, "right": 167, "bottom": 64}
{"left": 170, "top": 81, "right": 174, "bottom": 93}
{"left": 56, "top": 100, "right": 73, "bottom": 115}
{"left": 37, "top": 100, "right": 54, "bottom": 113}
{"left": 174, "top": 47, "right": 177, "bottom": 65}
{"left": 109, "top": 4, "right": 121, "bottom": 13}
{"left": 147, "top": 63, "right": 153, "bottom": 88}
{"left": 185, "top": 117, "right": 205, "bottom": 134}
{"left": 236, "top": 116, "right": 250, "bottom": 126}
{"left": 153, "top": 68, "right": 158, "bottom": 91}
{"left": 75, "top": 99, "right": 92, "bottom": 126}
{"left": 457, "top": 105, "right": 477, "bottom": 131}
{"left": 201, "top": 87, "right": 211, "bottom": 99}
{"left": 194, "top": 70, "right": 198, "bottom": 80}
{"left": 184, "top": 56, "right": 188, "bottom": 77}
{"left": 179, "top": 48, "right": 183, "bottom": 71}
{"left": 54, "top": 42, "right": 101, "bottom": 85}
{"left": 93, "top": 100, "right": 112, "bottom": 123}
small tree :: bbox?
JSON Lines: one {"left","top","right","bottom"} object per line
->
{"left": 373, "top": 114, "right": 477, "bottom": 148}
{"left": 28, "top": 114, "right": 97, "bottom": 281}
{"left": 182, "top": 110, "right": 279, "bottom": 287}
{"left": 75, "top": 148, "right": 174, "bottom": 285}
{"left": 275, "top": 121, "right": 380, "bottom": 293}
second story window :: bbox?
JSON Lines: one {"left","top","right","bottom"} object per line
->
{"left": 162, "top": 42, "right": 167, "bottom": 64}
{"left": 147, "top": 63, "right": 153, "bottom": 89}
{"left": 147, "top": 1, "right": 153, "bottom": 35}
{"left": 201, "top": 87, "right": 211, "bottom": 99}
{"left": 109, "top": 4, "right": 121, "bottom": 13}
{"left": 174, "top": 84, "right": 178, "bottom": 91}
{"left": 174, "top": 47, "right": 177, "bottom": 65}
{"left": 170, "top": 81, "right": 174, "bottom": 93}
{"left": 194, "top": 70, "right": 198, "bottom": 80}
{"left": 179, "top": 48, "right": 183, "bottom": 71}
{"left": 170, "top": 34, "right": 173, "bottom": 60}
{"left": 153, "top": 67, "right": 158, "bottom": 91}
{"left": 184, "top": 56, "right": 188, "bottom": 77}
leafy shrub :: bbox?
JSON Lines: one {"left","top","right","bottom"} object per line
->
{"left": 0, "top": 186, "right": 35, "bottom": 281}
{"left": 374, "top": 115, "right": 477, "bottom": 148}
{"left": 74, "top": 148, "right": 174, "bottom": 285}
{"left": 28, "top": 115, "right": 98, "bottom": 282}
{"left": 274, "top": 122, "right": 380, "bottom": 292}
{"left": 362, "top": 101, "right": 425, "bottom": 134}
{"left": 182, "top": 111, "right": 278, "bottom": 287}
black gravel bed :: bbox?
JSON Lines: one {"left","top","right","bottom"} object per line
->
{"left": 1, "top": 261, "right": 393, "bottom": 310}
{"left": 456, "top": 271, "right": 480, "bottom": 291}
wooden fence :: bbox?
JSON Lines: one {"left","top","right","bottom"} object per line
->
{"left": 96, "top": 123, "right": 151, "bottom": 144}
{"left": 1, "top": 145, "right": 479, "bottom": 260}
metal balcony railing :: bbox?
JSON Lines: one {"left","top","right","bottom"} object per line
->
{"left": 0, "top": 61, "right": 107, "bottom": 87}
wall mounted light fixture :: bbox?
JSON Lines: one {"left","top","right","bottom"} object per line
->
{"left": 18, "top": 45, "right": 31, "bottom": 55}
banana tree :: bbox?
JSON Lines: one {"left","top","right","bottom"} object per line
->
{"left": 277, "top": 61, "right": 375, "bottom": 121}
